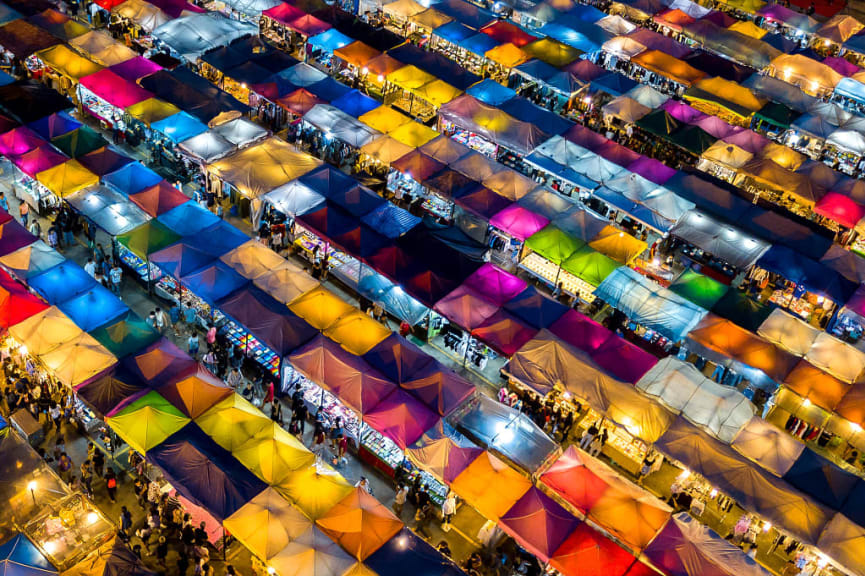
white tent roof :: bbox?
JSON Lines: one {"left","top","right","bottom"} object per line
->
{"left": 114, "top": 0, "right": 172, "bottom": 32}
{"left": 637, "top": 357, "right": 754, "bottom": 443}
{"left": 571, "top": 154, "right": 625, "bottom": 184}
{"left": 605, "top": 172, "right": 694, "bottom": 222}
{"left": 304, "top": 104, "right": 380, "bottom": 148}
{"left": 152, "top": 13, "right": 257, "bottom": 61}
{"left": 532, "top": 135, "right": 592, "bottom": 166}
{"left": 804, "top": 332, "right": 865, "bottom": 383}
{"left": 223, "top": 0, "right": 282, "bottom": 17}
{"left": 625, "top": 84, "right": 670, "bottom": 108}
{"left": 261, "top": 180, "right": 326, "bottom": 217}
{"left": 664, "top": 0, "right": 712, "bottom": 17}
{"left": 596, "top": 15, "right": 637, "bottom": 36}
{"left": 669, "top": 210, "right": 770, "bottom": 269}
{"left": 730, "top": 416, "right": 805, "bottom": 477}
{"left": 593, "top": 267, "right": 708, "bottom": 341}
{"left": 757, "top": 308, "right": 820, "bottom": 356}
{"left": 178, "top": 131, "right": 236, "bottom": 164}
{"left": 66, "top": 185, "right": 151, "bottom": 236}
{"left": 602, "top": 95, "right": 651, "bottom": 123}
{"left": 826, "top": 129, "right": 865, "bottom": 155}
{"left": 212, "top": 117, "right": 270, "bottom": 148}
{"left": 601, "top": 36, "right": 647, "bottom": 60}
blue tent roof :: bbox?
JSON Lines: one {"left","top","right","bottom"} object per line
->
{"left": 298, "top": 165, "right": 359, "bottom": 198}
{"left": 180, "top": 261, "right": 249, "bottom": 304}
{"left": 58, "top": 284, "right": 129, "bottom": 332}
{"left": 514, "top": 59, "right": 559, "bottom": 82}
{"left": 104, "top": 163, "right": 163, "bottom": 195}
{"left": 591, "top": 72, "right": 638, "bottom": 96}
{"left": 0, "top": 4, "right": 21, "bottom": 26}
{"left": 29, "top": 261, "right": 97, "bottom": 305}
{"left": 500, "top": 97, "right": 573, "bottom": 136}
{"left": 275, "top": 62, "right": 328, "bottom": 88}
{"left": 367, "top": 529, "right": 466, "bottom": 576}
{"left": 842, "top": 480, "right": 865, "bottom": 526}
{"left": 434, "top": 21, "right": 476, "bottom": 44}
{"left": 308, "top": 29, "right": 353, "bottom": 53}
{"left": 502, "top": 285, "right": 568, "bottom": 329}
{"left": 844, "top": 31, "right": 865, "bottom": 53}
{"left": 27, "top": 111, "right": 81, "bottom": 140}
{"left": 790, "top": 114, "right": 837, "bottom": 139}
{"left": 539, "top": 23, "right": 602, "bottom": 52}
{"left": 563, "top": 3, "right": 607, "bottom": 22}
{"left": 782, "top": 449, "right": 859, "bottom": 510}
{"left": 149, "top": 241, "right": 217, "bottom": 278}
{"left": 151, "top": 111, "right": 209, "bottom": 144}
{"left": 306, "top": 77, "right": 353, "bottom": 102}
{"left": 466, "top": 79, "right": 516, "bottom": 106}
{"left": 0, "top": 533, "right": 57, "bottom": 576}
{"left": 157, "top": 202, "right": 221, "bottom": 236}
{"left": 435, "top": 0, "right": 495, "bottom": 29}
{"left": 458, "top": 32, "right": 499, "bottom": 56}
{"left": 147, "top": 423, "right": 267, "bottom": 522}
{"left": 330, "top": 90, "right": 380, "bottom": 118}
{"left": 361, "top": 203, "right": 421, "bottom": 239}
{"left": 357, "top": 269, "right": 429, "bottom": 325}
{"left": 183, "top": 221, "right": 249, "bottom": 257}
{"left": 363, "top": 333, "right": 435, "bottom": 383}
{"left": 756, "top": 245, "right": 856, "bottom": 303}
{"left": 593, "top": 186, "right": 673, "bottom": 232}
{"left": 524, "top": 151, "right": 598, "bottom": 191}
{"left": 328, "top": 185, "right": 386, "bottom": 218}
{"left": 834, "top": 77, "right": 865, "bottom": 104}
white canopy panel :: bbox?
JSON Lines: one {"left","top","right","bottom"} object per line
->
{"left": 670, "top": 210, "right": 770, "bottom": 269}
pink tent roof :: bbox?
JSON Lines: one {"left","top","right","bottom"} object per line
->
{"left": 591, "top": 334, "right": 658, "bottom": 384}
{"left": 844, "top": 284, "right": 865, "bottom": 317}
{"left": 79, "top": 69, "right": 152, "bottom": 109}
{"left": 434, "top": 285, "right": 500, "bottom": 330}
{"left": 288, "top": 335, "right": 396, "bottom": 416}
{"left": 287, "top": 13, "right": 331, "bottom": 37}
{"left": 406, "top": 421, "right": 482, "bottom": 483}
{"left": 109, "top": 56, "right": 163, "bottom": 82}
{"left": 500, "top": 487, "right": 580, "bottom": 563}
{"left": 814, "top": 191, "right": 865, "bottom": 229}
{"left": 627, "top": 156, "right": 676, "bottom": 184}
{"left": 691, "top": 116, "right": 742, "bottom": 139}
{"left": 472, "top": 309, "right": 539, "bottom": 356}
{"left": 262, "top": 2, "right": 305, "bottom": 26}
{"left": 661, "top": 100, "right": 705, "bottom": 123}
{"left": 627, "top": 29, "right": 691, "bottom": 59}
{"left": 722, "top": 129, "right": 769, "bottom": 154}
{"left": 11, "top": 145, "right": 67, "bottom": 178}
{"left": 402, "top": 366, "right": 475, "bottom": 416}
{"left": 539, "top": 446, "right": 608, "bottom": 513}
{"left": 0, "top": 126, "right": 45, "bottom": 156}
{"left": 363, "top": 388, "right": 439, "bottom": 449}
{"left": 462, "top": 263, "right": 527, "bottom": 306}
{"left": 549, "top": 309, "right": 611, "bottom": 353}
{"left": 489, "top": 205, "right": 550, "bottom": 241}
{"left": 595, "top": 141, "right": 641, "bottom": 167}
{"left": 823, "top": 56, "right": 861, "bottom": 77}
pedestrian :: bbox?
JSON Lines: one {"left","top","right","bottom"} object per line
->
{"left": 436, "top": 541, "right": 452, "bottom": 558}
{"left": 109, "top": 261, "right": 123, "bottom": 297}
{"left": 47, "top": 222, "right": 59, "bottom": 248}
{"left": 183, "top": 300, "right": 197, "bottom": 331}
{"left": 579, "top": 420, "right": 598, "bottom": 450}
{"left": 334, "top": 434, "right": 347, "bottom": 468}
{"left": 18, "top": 201, "right": 28, "bottom": 227}
{"left": 226, "top": 367, "right": 243, "bottom": 389}
{"left": 393, "top": 483, "right": 408, "bottom": 517}
{"left": 155, "top": 536, "right": 168, "bottom": 566}
{"left": 194, "top": 521, "right": 208, "bottom": 547}
{"left": 153, "top": 307, "right": 167, "bottom": 334}
{"left": 104, "top": 467, "right": 118, "bottom": 502}
{"left": 84, "top": 258, "right": 96, "bottom": 277}
{"left": 120, "top": 506, "right": 133, "bottom": 538}
{"left": 80, "top": 460, "right": 93, "bottom": 497}
{"left": 356, "top": 476, "right": 372, "bottom": 494}
{"left": 329, "top": 417, "right": 344, "bottom": 451}
{"left": 92, "top": 445, "right": 105, "bottom": 477}
{"left": 188, "top": 333, "right": 200, "bottom": 358}
{"left": 49, "top": 402, "right": 62, "bottom": 433}
{"left": 271, "top": 400, "right": 283, "bottom": 424}
{"left": 58, "top": 452, "right": 73, "bottom": 483}
{"left": 145, "top": 311, "right": 157, "bottom": 329}
{"left": 0, "top": 191, "right": 7, "bottom": 212}
{"left": 169, "top": 302, "right": 181, "bottom": 336}
{"left": 312, "top": 420, "right": 326, "bottom": 456}
{"left": 28, "top": 219, "right": 41, "bottom": 238}
{"left": 202, "top": 349, "right": 217, "bottom": 374}
{"left": 442, "top": 491, "right": 457, "bottom": 531}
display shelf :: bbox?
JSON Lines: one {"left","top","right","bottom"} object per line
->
{"left": 446, "top": 126, "right": 497, "bottom": 158}
{"left": 289, "top": 372, "right": 361, "bottom": 444}
{"left": 294, "top": 228, "right": 353, "bottom": 268}
{"left": 118, "top": 244, "right": 162, "bottom": 282}
{"left": 79, "top": 87, "right": 125, "bottom": 129}
{"left": 222, "top": 320, "right": 280, "bottom": 376}
{"left": 423, "top": 191, "right": 452, "bottom": 220}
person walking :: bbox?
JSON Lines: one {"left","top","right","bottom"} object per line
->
{"left": 104, "top": 467, "right": 118, "bottom": 502}
{"left": 18, "top": 201, "right": 28, "bottom": 227}
{"left": 109, "top": 261, "right": 123, "bottom": 297}
{"left": 188, "top": 333, "right": 200, "bottom": 359}
{"left": 441, "top": 491, "right": 457, "bottom": 532}
{"left": 120, "top": 506, "right": 133, "bottom": 539}
{"left": 393, "top": 484, "right": 408, "bottom": 517}
{"left": 153, "top": 307, "right": 167, "bottom": 334}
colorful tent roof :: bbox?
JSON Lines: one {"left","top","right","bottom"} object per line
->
{"left": 268, "top": 525, "right": 354, "bottom": 576}
{"left": 39, "top": 332, "right": 117, "bottom": 388}
{"left": 500, "top": 487, "right": 579, "bottom": 562}
{"left": 0, "top": 240, "right": 63, "bottom": 281}
{"left": 549, "top": 523, "right": 641, "bottom": 576}
{"left": 28, "top": 260, "right": 96, "bottom": 305}
{"left": 275, "top": 463, "right": 353, "bottom": 520}
{"left": 223, "top": 487, "right": 312, "bottom": 562}
{"left": 116, "top": 338, "right": 197, "bottom": 388}
{"left": 117, "top": 220, "right": 182, "bottom": 260}
{"left": 156, "top": 368, "right": 233, "bottom": 419}
{"left": 0, "top": 533, "right": 57, "bottom": 576}
{"left": 128, "top": 181, "right": 189, "bottom": 217}
{"left": 57, "top": 283, "right": 129, "bottom": 332}
{"left": 106, "top": 390, "right": 190, "bottom": 453}
{"left": 89, "top": 311, "right": 160, "bottom": 359}
{"left": 451, "top": 452, "right": 532, "bottom": 520}
{"left": 363, "top": 388, "right": 440, "bottom": 449}
{"left": 196, "top": 393, "right": 272, "bottom": 453}
{"left": 406, "top": 420, "right": 482, "bottom": 484}
{"left": 316, "top": 487, "right": 403, "bottom": 560}
{"left": 366, "top": 529, "right": 464, "bottom": 576}
{"left": 323, "top": 310, "right": 391, "bottom": 356}
{"left": 0, "top": 268, "right": 47, "bottom": 328}
{"left": 233, "top": 422, "right": 315, "bottom": 486}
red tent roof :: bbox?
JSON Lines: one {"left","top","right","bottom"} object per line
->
{"left": 129, "top": 181, "right": 190, "bottom": 217}
{"left": 814, "top": 191, "right": 865, "bottom": 229}
{"left": 262, "top": 2, "right": 306, "bottom": 26}
{"left": 549, "top": 523, "right": 640, "bottom": 576}
{"left": 539, "top": 446, "right": 608, "bottom": 514}
{"left": 277, "top": 88, "right": 326, "bottom": 116}
{"left": 480, "top": 21, "right": 537, "bottom": 47}
{"left": 0, "top": 268, "right": 48, "bottom": 328}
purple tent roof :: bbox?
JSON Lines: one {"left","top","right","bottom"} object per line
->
{"left": 0, "top": 126, "right": 44, "bottom": 156}
{"left": 434, "top": 285, "right": 500, "bottom": 330}
{"left": 549, "top": 309, "right": 611, "bottom": 352}
{"left": 363, "top": 388, "right": 440, "bottom": 450}
{"left": 499, "top": 487, "right": 580, "bottom": 562}
{"left": 402, "top": 364, "right": 475, "bottom": 416}
{"left": 591, "top": 333, "right": 658, "bottom": 384}
{"left": 147, "top": 423, "right": 267, "bottom": 522}
{"left": 844, "top": 284, "right": 865, "bottom": 318}
{"left": 75, "top": 373, "right": 148, "bottom": 417}
{"left": 288, "top": 334, "right": 396, "bottom": 415}
{"left": 116, "top": 338, "right": 198, "bottom": 388}
{"left": 563, "top": 124, "right": 606, "bottom": 151}
{"left": 627, "top": 156, "right": 676, "bottom": 184}
{"left": 0, "top": 219, "right": 35, "bottom": 256}
{"left": 109, "top": 56, "right": 163, "bottom": 82}
{"left": 722, "top": 129, "right": 769, "bottom": 154}
{"left": 627, "top": 28, "right": 691, "bottom": 59}
{"left": 472, "top": 309, "right": 539, "bottom": 356}
{"left": 363, "top": 333, "right": 435, "bottom": 384}
{"left": 455, "top": 186, "right": 514, "bottom": 220}
{"left": 662, "top": 100, "right": 706, "bottom": 123}
{"left": 150, "top": 242, "right": 216, "bottom": 278}
{"left": 10, "top": 145, "right": 66, "bottom": 177}
{"left": 406, "top": 420, "right": 483, "bottom": 483}
{"left": 180, "top": 261, "right": 249, "bottom": 305}
{"left": 691, "top": 115, "right": 742, "bottom": 139}
{"left": 489, "top": 205, "right": 550, "bottom": 242}
{"left": 595, "top": 140, "right": 641, "bottom": 167}
{"left": 462, "top": 263, "right": 528, "bottom": 306}
{"left": 77, "top": 146, "right": 134, "bottom": 176}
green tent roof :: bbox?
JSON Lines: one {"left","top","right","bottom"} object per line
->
{"left": 118, "top": 220, "right": 181, "bottom": 260}
{"left": 710, "top": 288, "right": 771, "bottom": 332}
{"left": 668, "top": 268, "right": 729, "bottom": 309}
{"left": 754, "top": 101, "right": 800, "bottom": 129}
{"left": 671, "top": 125, "right": 717, "bottom": 155}
{"left": 636, "top": 110, "right": 680, "bottom": 137}
{"left": 89, "top": 311, "right": 160, "bottom": 358}
{"left": 525, "top": 225, "right": 584, "bottom": 265}
{"left": 560, "top": 245, "right": 619, "bottom": 286}
{"left": 106, "top": 391, "right": 190, "bottom": 454}
{"left": 50, "top": 125, "right": 107, "bottom": 158}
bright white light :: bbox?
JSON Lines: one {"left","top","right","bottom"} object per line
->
{"left": 803, "top": 398, "right": 812, "bottom": 407}
{"left": 495, "top": 421, "right": 515, "bottom": 444}
{"left": 851, "top": 422, "right": 862, "bottom": 433}
{"left": 27, "top": 480, "right": 36, "bottom": 492}
{"left": 44, "top": 541, "right": 56, "bottom": 554}
{"left": 763, "top": 522, "right": 772, "bottom": 532}
{"left": 87, "top": 512, "right": 99, "bottom": 524}
{"left": 267, "top": 567, "right": 276, "bottom": 575}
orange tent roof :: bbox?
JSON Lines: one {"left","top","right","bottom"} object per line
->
{"left": 783, "top": 360, "right": 850, "bottom": 412}
{"left": 316, "top": 487, "right": 404, "bottom": 560}
{"left": 451, "top": 452, "right": 531, "bottom": 520}
{"left": 334, "top": 41, "right": 381, "bottom": 68}
{"left": 630, "top": 50, "right": 706, "bottom": 87}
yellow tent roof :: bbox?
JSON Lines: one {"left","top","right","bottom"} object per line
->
{"left": 759, "top": 142, "right": 805, "bottom": 170}
{"left": 700, "top": 141, "right": 753, "bottom": 169}
{"left": 451, "top": 452, "right": 531, "bottom": 520}
{"left": 767, "top": 54, "right": 843, "bottom": 97}
{"left": 9, "top": 306, "right": 83, "bottom": 356}
{"left": 316, "top": 487, "right": 403, "bottom": 560}
{"left": 689, "top": 76, "right": 766, "bottom": 113}
{"left": 221, "top": 239, "right": 291, "bottom": 281}
{"left": 587, "top": 227, "right": 646, "bottom": 264}
{"left": 323, "top": 310, "right": 391, "bottom": 355}
{"left": 522, "top": 37, "right": 582, "bottom": 67}
{"left": 728, "top": 20, "right": 767, "bottom": 39}
{"left": 359, "top": 135, "right": 414, "bottom": 165}
{"left": 255, "top": 265, "right": 320, "bottom": 305}
{"left": 387, "top": 121, "right": 439, "bottom": 147}
{"left": 126, "top": 98, "right": 181, "bottom": 126}
{"left": 484, "top": 43, "right": 529, "bottom": 69}
{"left": 90, "top": 42, "right": 137, "bottom": 67}
{"left": 386, "top": 65, "right": 437, "bottom": 92}
{"left": 411, "top": 79, "right": 462, "bottom": 108}
{"left": 383, "top": 0, "right": 426, "bottom": 19}
{"left": 224, "top": 488, "right": 313, "bottom": 562}
{"left": 36, "top": 44, "right": 103, "bottom": 81}
{"left": 196, "top": 393, "right": 273, "bottom": 452}
{"left": 36, "top": 159, "right": 99, "bottom": 198}
{"left": 333, "top": 41, "right": 381, "bottom": 69}
{"left": 411, "top": 7, "right": 453, "bottom": 29}
{"left": 276, "top": 463, "right": 354, "bottom": 520}
{"left": 358, "top": 106, "right": 413, "bottom": 133}
{"left": 106, "top": 390, "right": 190, "bottom": 454}
{"left": 289, "top": 286, "right": 354, "bottom": 330}
{"left": 39, "top": 332, "right": 117, "bottom": 387}
{"left": 630, "top": 50, "right": 706, "bottom": 87}
{"left": 234, "top": 422, "right": 316, "bottom": 485}
{"left": 718, "top": 0, "right": 765, "bottom": 12}
{"left": 269, "top": 525, "right": 355, "bottom": 576}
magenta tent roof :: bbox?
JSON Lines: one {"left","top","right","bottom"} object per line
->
{"left": 549, "top": 309, "right": 611, "bottom": 352}
{"left": 363, "top": 388, "right": 440, "bottom": 450}
{"left": 402, "top": 365, "right": 475, "bottom": 416}
{"left": 691, "top": 116, "right": 741, "bottom": 139}
{"left": 262, "top": 2, "right": 305, "bottom": 26}
{"left": 499, "top": 487, "right": 580, "bottom": 562}
{"left": 844, "top": 284, "right": 865, "bottom": 317}
{"left": 79, "top": 69, "right": 152, "bottom": 109}
{"left": 591, "top": 334, "right": 658, "bottom": 384}
{"left": 628, "top": 29, "right": 691, "bottom": 59}
{"left": 473, "top": 310, "right": 539, "bottom": 356}
{"left": 462, "top": 263, "right": 527, "bottom": 306}
{"left": 627, "top": 156, "right": 676, "bottom": 184}
{"left": 489, "top": 205, "right": 550, "bottom": 242}
{"left": 434, "top": 285, "right": 500, "bottom": 330}
{"left": 0, "top": 219, "right": 35, "bottom": 256}
{"left": 822, "top": 56, "right": 860, "bottom": 76}
{"left": 11, "top": 145, "right": 66, "bottom": 177}
{"left": 288, "top": 334, "right": 396, "bottom": 416}
{"left": 722, "top": 129, "right": 769, "bottom": 154}
{"left": 661, "top": 100, "right": 705, "bottom": 123}
{"left": 287, "top": 14, "right": 331, "bottom": 37}
{"left": 109, "top": 56, "right": 163, "bottom": 81}
{"left": 0, "top": 126, "right": 45, "bottom": 156}
{"left": 407, "top": 420, "right": 482, "bottom": 483}
{"left": 595, "top": 141, "right": 641, "bottom": 167}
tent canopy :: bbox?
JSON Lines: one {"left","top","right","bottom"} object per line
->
{"left": 450, "top": 451, "right": 532, "bottom": 520}
{"left": 152, "top": 13, "right": 257, "bottom": 61}
{"left": 500, "top": 487, "right": 579, "bottom": 562}
{"left": 316, "top": 487, "right": 403, "bottom": 560}
{"left": 406, "top": 420, "right": 482, "bottom": 484}
{"left": 106, "top": 391, "right": 190, "bottom": 453}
